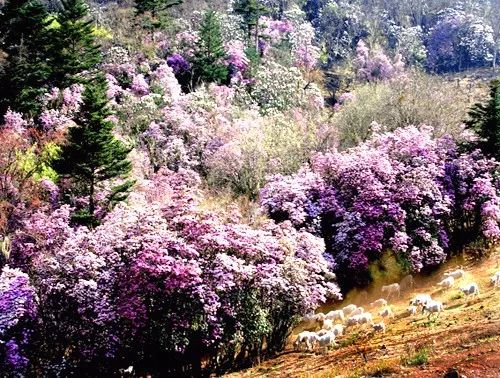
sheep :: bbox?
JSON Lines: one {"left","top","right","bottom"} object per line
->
{"left": 369, "top": 298, "right": 387, "bottom": 308}
{"left": 422, "top": 300, "right": 444, "bottom": 318}
{"left": 301, "top": 313, "right": 323, "bottom": 330}
{"left": 372, "top": 321, "right": 386, "bottom": 333}
{"left": 119, "top": 366, "right": 134, "bottom": 376}
{"left": 342, "top": 304, "right": 357, "bottom": 316}
{"left": 316, "top": 331, "right": 336, "bottom": 353}
{"left": 294, "top": 331, "right": 318, "bottom": 351}
{"left": 332, "top": 324, "right": 344, "bottom": 337}
{"left": 321, "top": 318, "right": 334, "bottom": 331}
{"left": 436, "top": 276, "right": 455, "bottom": 290}
{"left": 346, "top": 315, "right": 361, "bottom": 327}
{"left": 325, "top": 309, "right": 344, "bottom": 323}
{"left": 379, "top": 307, "right": 394, "bottom": 319}
{"left": 350, "top": 306, "right": 364, "bottom": 316}
{"left": 409, "top": 293, "right": 432, "bottom": 307}
{"left": 444, "top": 269, "right": 465, "bottom": 280}
{"left": 459, "top": 283, "right": 480, "bottom": 299}
{"left": 407, "top": 305, "right": 418, "bottom": 315}
{"left": 490, "top": 271, "right": 500, "bottom": 287}
{"left": 381, "top": 283, "right": 400, "bottom": 300}
{"left": 400, "top": 274, "right": 414, "bottom": 291}
{"left": 357, "top": 312, "right": 374, "bottom": 326}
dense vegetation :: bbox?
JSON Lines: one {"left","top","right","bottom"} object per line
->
{"left": 0, "top": 0, "right": 498, "bottom": 375}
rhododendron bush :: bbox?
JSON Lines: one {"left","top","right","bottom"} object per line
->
{"left": 261, "top": 125, "right": 500, "bottom": 289}
{"left": 5, "top": 169, "right": 340, "bottom": 375}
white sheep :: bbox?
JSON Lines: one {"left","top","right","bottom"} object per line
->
{"left": 321, "top": 318, "right": 334, "bottom": 331}
{"left": 369, "top": 298, "right": 387, "bottom": 308}
{"left": 346, "top": 315, "right": 361, "bottom": 327}
{"left": 119, "top": 366, "right": 134, "bottom": 375}
{"left": 358, "top": 312, "right": 374, "bottom": 325}
{"left": 436, "top": 276, "right": 455, "bottom": 290}
{"left": 342, "top": 304, "right": 357, "bottom": 316}
{"left": 332, "top": 324, "right": 344, "bottom": 337}
{"left": 407, "top": 305, "right": 418, "bottom": 315}
{"left": 490, "top": 271, "right": 500, "bottom": 287}
{"left": 381, "top": 283, "right": 400, "bottom": 300}
{"left": 372, "top": 321, "right": 386, "bottom": 333}
{"left": 459, "top": 283, "right": 480, "bottom": 299}
{"left": 316, "top": 331, "right": 336, "bottom": 352}
{"left": 444, "top": 269, "right": 465, "bottom": 280}
{"left": 379, "top": 307, "right": 394, "bottom": 319}
{"left": 422, "top": 300, "right": 444, "bottom": 318}
{"left": 301, "top": 313, "right": 323, "bottom": 330}
{"left": 409, "top": 293, "right": 432, "bottom": 307}
{"left": 400, "top": 274, "right": 414, "bottom": 291}
{"left": 325, "top": 309, "right": 344, "bottom": 323}
{"left": 350, "top": 306, "right": 364, "bottom": 316}
{"left": 294, "top": 331, "right": 318, "bottom": 351}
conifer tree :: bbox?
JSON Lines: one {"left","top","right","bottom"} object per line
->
{"left": 50, "top": 0, "right": 101, "bottom": 88}
{"left": 191, "top": 10, "right": 229, "bottom": 85}
{"left": 465, "top": 80, "right": 500, "bottom": 161}
{"left": 135, "top": 0, "right": 183, "bottom": 17}
{"left": 0, "top": 0, "right": 52, "bottom": 116}
{"left": 53, "top": 75, "right": 133, "bottom": 226}
{"left": 233, "top": 0, "right": 267, "bottom": 50}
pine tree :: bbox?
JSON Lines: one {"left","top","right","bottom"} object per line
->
{"left": 53, "top": 75, "right": 133, "bottom": 226}
{"left": 233, "top": 0, "right": 267, "bottom": 50}
{"left": 191, "top": 11, "right": 229, "bottom": 86}
{"left": 135, "top": 0, "right": 183, "bottom": 17}
{"left": 0, "top": 0, "right": 52, "bottom": 116}
{"left": 465, "top": 80, "right": 500, "bottom": 161}
{"left": 50, "top": 0, "right": 101, "bottom": 88}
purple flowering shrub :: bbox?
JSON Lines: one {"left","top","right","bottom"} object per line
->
{"left": 7, "top": 169, "right": 340, "bottom": 375}
{"left": 261, "top": 125, "right": 500, "bottom": 289}
{"left": 0, "top": 266, "right": 37, "bottom": 375}
{"left": 354, "top": 40, "right": 405, "bottom": 82}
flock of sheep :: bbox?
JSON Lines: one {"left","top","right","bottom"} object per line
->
{"left": 294, "top": 268, "right": 500, "bottom": 353}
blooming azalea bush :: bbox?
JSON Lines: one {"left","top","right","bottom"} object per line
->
{"left": 5, "top": 169, "right": 341, "bottom": 375}
{"left": 261, "top": 125, "right": 500, "bottom": 289}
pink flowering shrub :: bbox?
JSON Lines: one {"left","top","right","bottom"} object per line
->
{"left": 7, "top": 169, "right": 340, "bottom": 375}
{"left": 355, "top": 40, "right": 405, "bottom": 82}
{"left": 261, "top": 125, "right": 500, "bottom": 289}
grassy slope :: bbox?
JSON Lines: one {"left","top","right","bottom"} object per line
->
{"left": 226, "top": 247, "right": 500, "bottom": 377}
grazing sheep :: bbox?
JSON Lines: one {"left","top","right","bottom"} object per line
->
{"left": 357, "top": 312, "right": 374, "bottom": 326}
{"left": 459, "top": 283, "right": 480, "bottom": 299}
{"left": 400, "top": 274, "right": 414, "bottom": 291}
{"left": 301, "top": 313, "right": 323, "bottom": 330}
{"left": 321, "top": 318, "right": 334, "bottom": 331}
{"left": 379, "top": 307, "right": 394, "bottom": 319}
{"left": 444, "top": 269, "right": 465, "bottom": 280}
{"left": 372, "top": 322, "right": 386, "bottom": 333}
{"left": 350, "top": 306, "right": 364, "bottom": 316}
{"left": 325, "top": 310, "right": 344, "bottom": 323}
{"left": 490, "top": 271, "right": 500, "bottom": 287}
{"left": 370, "top": 298, "right": 387, "bottom": 308}
{"left": 332, "top": 324, "right": 344, "bottom": 337}
{"left": 409, "top": 293, "right": 432, "bottom": 307}
{"left": 346, "top": 315, "right": 361, "bottom": 327}
{"left": 381, "top": 283, "right": 400, "bottom": 300}
{"left": 316, "top": 331, "right": 336, "bottom": 352}
{"left": 342, "top": 304, "right": 357, "bottom": 316}
{"left": 422, "top": 300, "right": 444, "bottom": 318}
{"left": 436, "top": 276, "right": 455, "bottom": 290}
{"left": 407, "top": 305, "right": 418, "bottom": 315}
{"left": 294, "top": 331, "right": 318, "bottom": 351}
{"left": 119, "top": 366, "right": 134, "bottom": 375}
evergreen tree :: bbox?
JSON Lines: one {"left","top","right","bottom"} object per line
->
{"left": 0, "top": 0, "right": 52, "bottom": 116}
{"left": 50, "top": 0, "right": 101, "bottom": 88}
{"left": 233, "top": 0, "right": 267, "bottom": 50}
{"left": 135, "top": 0, "right": 183, "bottom": 17}
{"left": 53, "top": 75, "right": 134, "bottom": 226}
{"left": 465, "top": 80, "right": 500, "bottom": 161}
{"left": 191, "top": 11, "right": 229, "bottom": 85}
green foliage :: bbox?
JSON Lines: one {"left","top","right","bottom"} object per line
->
{"left": 191, "top": 11, "right": 229, "bottom": 85}
{"left": 233, "top": 0, "right": 267, "bottom": 43}
{"left": 49, "top": 0, "right": 102, "bottom": 88}
{"left": 53, "top": 75, "right": 133, "bottom": 226}
{"left": 0, "top": 0, "right": 53, "bottom": 116}
{"left": 402, "top": 347, "right": 429, "bottom": 366}
{"left": 465, "top": 80, "right": 500, "bottom": 161}
{"left": 134, "top": 0, "right": 182, "bottom": 17}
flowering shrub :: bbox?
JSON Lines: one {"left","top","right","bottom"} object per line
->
{"left": 7, "top": 169, "right": 340, "bottom": 375}
{"left": 354, "top": 40, "right": 405, "bottom": 82}
{"left": 261, "top": 125, "right": 500, "bottom": 289}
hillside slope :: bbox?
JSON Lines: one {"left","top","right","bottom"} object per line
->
{"left": 226, "top": 249, "right": 500, "bottom": 377}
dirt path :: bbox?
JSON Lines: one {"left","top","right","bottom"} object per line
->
{"left": 226, "top": 251, "right": 500, "bottom": 378}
